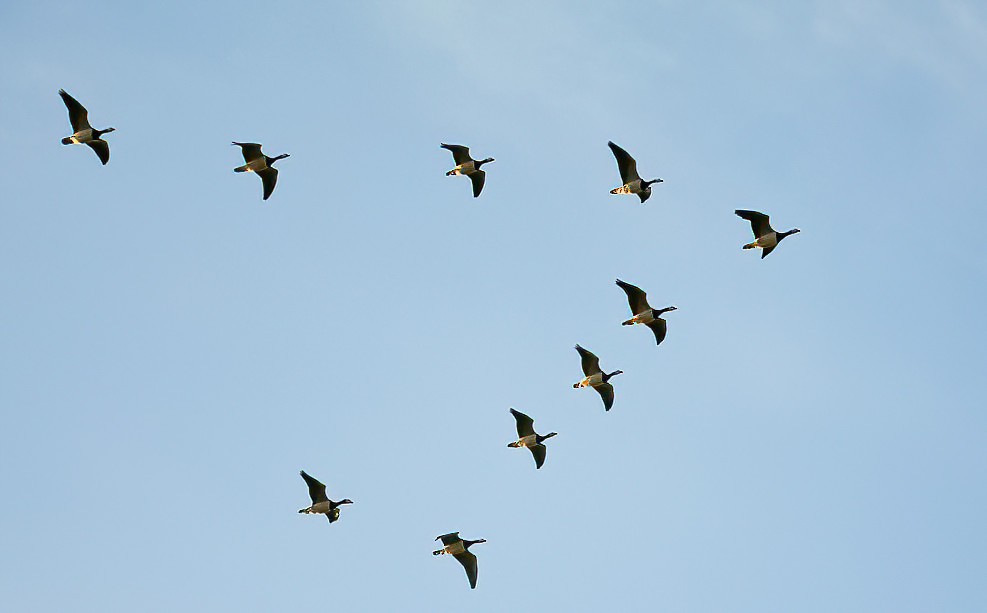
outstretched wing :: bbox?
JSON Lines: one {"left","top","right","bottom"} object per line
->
{"left": 575, "top": 344, "right": 602, "bottom": 376}
{"left": 440, "top": 143, "right": 472, "bottom": 165}
{"left": 596, "top": 382, "right": 615, "bottom": 411}
{"left": 510, "top": 408, "right": 535, "bottom": 438}
{"left": 233, "top": 142, "right": 264, "bottom": 163}
{"left": 453, "top": 551, "right": 479, "bottom": 589}
{"left": 326, "top": 507, "right": 341, "bottom": 523}
{"left": 86, "top": 140, "right": 110, "bottom": 165}
{"left": 258, "top": 167, "right": 279, "bottom": 200}
{"left": 647, "top": 319, "right": 668, "bottom": 346}
{"left": 469, "top": 169, "right": 485, "bottom": 198}
{"left": 615, "top": 279, "right": 651, "bottom": 315}
{"left": 436, "top": 532, "right": 461, "bottom": 546}
{"left": 735, "top": 209, "right": 773, "bottom": 238}
{"left": 608, "top": 141, "right": 640, "bottom": 184}
{"left": 529, "top": 444, "right": 547, "bottom": 469}
{"left": 761, "top": 245, "right": 776, "bottom": 259}
{"left": 59, "top": 89, "right": 91, "bottom": 132}
{"left": 300, "top": 470, "right": 329, "bottom": 504}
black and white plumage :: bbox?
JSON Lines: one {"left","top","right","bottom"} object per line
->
{"left": 297, "top": 470, "right": 353, "bottom": 524}
{"left": 735, "top": 209, "right": 801, "bottom": 259}
{"left": 441, "top": 143, "right": 494, "bottom": 198}
{"left": 608, "top": 141, "right": 662, "bottom": 203}
{"left": 507, "top": 408, "right": 557, "bottom": 469}
{"left": 432, "top": 532, "right": 486, "bottom": 589}
{"left": 232, "top": 142, "right": 290, "bottom": 200}
{"left": 572, "top": 344, "right": 623, "bottom": 411}
{"left": 615, "top": 279, "right": 677, "bottom": 346}
{"left": 59, "top": 89, "right": 115, "bottom": 165}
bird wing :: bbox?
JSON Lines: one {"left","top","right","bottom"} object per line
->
{"left": 638, "top": 190, "right": 651, "bottom": 204}
{"left": 86, "top": 140, "right": 110, "bottom": 165}
{"left": 326, "top": 507, "right": 341, "bottom": 523}
{"left": 470, "top": 170, "right": 486, "bottom": 198}
{"left": 529, "top": 444, "right": 547, "bottom": 469}
{"left": 59, "top": 89, "right": 91, "bottom": 132}
{"left": 233, "top": 142, "right": 264, "bottom": 163}
{"left": 596, "top": 382, "right": 615, "bottom": 411}
{"left": 510, "top": 408, "right": 535, "bottom": 438}
{"left": 453, "top": 551, "right": 479, "bottom": 589}
{"left": 761, "top": 245, "right": 776, "bottom": 259}
{"left": 300, "top": 471, "right": 329, "bottom": 504}
{"left": 608, "top": 141, "right": 640, "bottom": 184}
{"left": 258, "top": 167, "right": 279, "bottom": 200}
{"left": 440, "top": 143, "right": 472, "bottom": 165}
{"left": 436, "top": 532, "right": 461, "bottom": 546}
{"left": 575, "top": 344, "right": 602, "bottom": 376}
{"left": 735, "top": 210, "right": 774, "bottom": 238}
{"left": 647, "top": 319, "right": 668, "bottom": 346}
{"left": 615, "top": 279, "right": 651, "bottom": 315}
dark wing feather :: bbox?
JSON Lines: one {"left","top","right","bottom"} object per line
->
{"left": 440, "top": 143, "right": 472, "bottom": 165}
{"left": 638, "top": 190, "right": 651, "bottom": 203}
{"left": 529, "top": 444, "right": 547, "bottom": 469}
{"left": 436, "top": 532, "right": 461, "bottom": 546}
{"left": 326, "top": 507, "right": 341, "bottom": 523}
{"left": 616, "top": 279, "right": 651, "bottom": 315}
{"left": 735, "top": 209, "right": 774, "bottom": 238}
{"left": 59, "top": 89, "right": 91, "bottom": 132}
{"left": 258, "top": 167, "right": 279, "bottom": 200}
{"left": 608, "top": 141, "right": 640, "bottom": 184}
{"left": 86, "top": 140, "right": 110, "bottom": 165}
{"left": 470, "top": 170, "right": 485, "bottom": 197}
{"left": 647, "top": 319, "right": 668, "bottom": 346}
{"left": 453, "top": 551, "right": 479, "bottom": 589}
{"left": 300, "top": 471, "right": 329, "bottom": 504}
{"left": 575, "top": 344, "right": 602, "bottom": 376}
{"left": 233, "top": 142, "right": 264, "bottom": 163}
{"left": 510, "top": 408, "right": 535, "bottom": 438}
{"left": 596, "top": 382, "right": 615, "bottom": 411}
{"left": 761, "top": 245, "right": 776, "bottom": 259}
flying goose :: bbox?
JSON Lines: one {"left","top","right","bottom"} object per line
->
{"left": 573, "top": 344, "right": 622, "bottom": 411}
{"left": 433, "top": 532, "right": 486, "bottom": 589}
{"left": 441, "top": 143, "right": 494, "bottom": 198}
{"left": 735, "top": 209, "right": 800, "bottom": 259}
{"left": 608, "top": 141, "right": 662, "bottom": 203}
{"left": 507, "top": 408, "right": 557, "bottom": 469}
{"left": 615, "top": 279, "right": 677, "bottom": 346}
{"left": 59, "top": 89, "right": 115, "bottom": 165}
{"left": 297, "top": 470, "right": 353, "bottom": 523}
{"left": 232, "top": 142, "right": 290, "bottom": 200}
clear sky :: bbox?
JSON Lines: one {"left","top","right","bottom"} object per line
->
{"left": 1, "top": 1, "right": 986, "bottom": 611}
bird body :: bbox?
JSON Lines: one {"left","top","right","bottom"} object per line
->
{"left": 298, "top": 470, "right": 352, "bottom": 524}
{"left": 507, "top": 408, "right": 557, "bottom": 469}
{"left": 735, "top": 209, "right": 800, "bottom": 258}
{"left": 433, "top": 532, "right": 486, "bottom": 589}
{"left": 615, "top": 279, "right": 677, "bottom": 345}
{"left": 59, "top": 89, "right": 114, "bottom": 165}
{"left": 441, "top": 143, "right": 493, "bottom": 198}
{"left": 573, "top": 345, "right": 622, "bottom": 411}
{"left": 608, "top": 141, "right": 662, "bottom": 203}
{"left": 232, "top": 142, "right": 289, "bottom": 200}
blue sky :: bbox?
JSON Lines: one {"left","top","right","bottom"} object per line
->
{"left": 1, "top": 1, "right": 986, "bottom": 610}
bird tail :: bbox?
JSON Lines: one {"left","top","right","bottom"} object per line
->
{"left": 611, "top": 185, "right": 632, "bottom": 195}
{"left": 432, "top": 548, "right": 446, "bottom": 556}
{"left": 234, "top": 165, "right": 249, "bottom": 173}
{"left": 298, "top": 507, "right": 312, "bottom": 514}
{"left": 572, "top": 382, "right": 581, "bottom": 389}
{"left": 61, "top": 137, "right": 73, "bottom": 145}
{"left": 507, "top": 441, "right": 521, "bottom": 448}
{"left": 445, "top": 169, "right": 456, "bottom": 176}
{"left": 621, "top": 318, "right": 635, "bottom": 326}
{"left": 743, "top": 241, "right": 757, "bottom": 250}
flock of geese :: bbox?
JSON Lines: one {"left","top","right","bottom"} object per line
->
{"left": 57, "top": 87, "right": 802, "bottom": 590}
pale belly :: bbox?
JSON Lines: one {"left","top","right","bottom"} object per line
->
{"left": 444, "top": 541, "right": 466, "bottom": 555}
{"left": 245, "top": 159, "right": 268, "bottom": 173}
{"left": 755, "top": 232, "right": 778, "bottom": 248}
{"left": 309, "top": 501, "right": 331, "bottom": 514}
{"left": 612, "top": 179, "right": 643, "bottom": 194}
{"left": 517, "top": 434, "right": 538, "bottom": 447}
{"left": 578, "top": 373, "right": 604, "bottom": 387}
{"left": 628, "top": 309, "right": 656, "bottom": 324}
{"left": 452, "top": 161, "right": 476, "bottom": 175}
{"left": 69, "top": 129, "right": 94, "bottom": 144}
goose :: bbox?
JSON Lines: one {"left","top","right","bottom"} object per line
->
{"left": 59, "top": 89, "right": 115, "bottom": 165}
{"left": 615, "top": 279, "right": 677, "bottom": 346}
{"left": 232, "top": 142, "right": 290, "bottom": 200}
{"left": 573, "top": 344, "right": 623, "bottom": 411}
{"left": 608, "top": 141, "right": 662, "bottom": 203}
{"left": 297, "top": 470, "right": 353, "bottom": 523}
{"left": 507, "top": 408, "right": 557, "bottom": 469}
{"left": 441, "top": 143, "right": 494, "bottom": 198}
{"left": 735, "top": 209, "right": 800, "bottom": 259}
{"left": 433, "top": 532, "right": 486, "bottom": 589}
